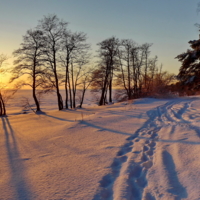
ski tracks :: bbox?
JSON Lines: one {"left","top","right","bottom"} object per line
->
{"left": 93, "top": 99, "right": 195, "bottom": 200}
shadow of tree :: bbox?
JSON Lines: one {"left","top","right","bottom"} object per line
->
{"left": 162, "top": 150, "right": 188, "bottom": 198}
{"left": 43, "top": 114, "right": 75, "bottom": 122}
{"left": 2, "top": 117, "right": 32, "bottom": 200}
{"left": 80, "top": 120, "right": 132, "bottom": 136}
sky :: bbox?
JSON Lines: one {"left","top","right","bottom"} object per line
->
{"left": 0, "top": 0, "right": 200, "bottom": 83}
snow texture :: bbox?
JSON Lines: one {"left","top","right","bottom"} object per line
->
{"left": 1, "top": 91, "right": 200, "bottom": 199}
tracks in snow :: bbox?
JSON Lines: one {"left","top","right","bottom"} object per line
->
{"left": 93, "top": 99, "right": 194, "bottom": 200}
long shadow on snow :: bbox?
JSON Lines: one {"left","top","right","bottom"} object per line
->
{"left": 162, "top": 150, "right": 188, "bottom": 198}
{"left": 79, "top": 121, "right": 132, "bottom": 136}
{"left": 1, "top": 117, "right": 32, "bottom": 200}
{"left": 95, "top": 110, "right": 147, "bottom": 119}
{"left": 37, "top": 112, "right": 75, "bottom": 122}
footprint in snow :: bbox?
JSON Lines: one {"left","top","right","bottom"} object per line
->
{"left": 141, "top": 152, "right": 149, "bottom": 162}
{"left": 146, "top": 149, "right": 154, "bottom": 156}
{"left": 124, "top": 141, "right": 134, "bottom": 147}
{"left": 100, "top": 174, "right": 113, "bottom": 188}
{"left": 133, "top": 150, "right": 141, "bottom": 154}
{"left": 148, "top": 141, "right": 156, "bottom": 148}
{"left": 117, "top": 146, "right": 132, "bottom": 156}
{"left": 150, "top": 132, "right": 158, "bottom": 139}
{"left": 143, "top": 192, "right": 156, "bottom": 200}
{"left": 129, "top": 164, "right": 143, "bottom": 179}
{"left": 143, "top": 145, "right": 149, "bottom": 152}
{"left": 127, "top": 135, "right": 137, "bottom": 141}
{"left": 136, "top": 172, "right": 148, "bottom": 188}
{"left": 145, "top": 140, "right": 150, "bottom": 144}
{"left": 111, "top": 156, "right": 127, "bottom": 169}
{"left": 148, "top": 131, "right": 153, "bottom": 135}
{"left": 100, "top": 188, "right": 112, "bottom": 199}
{"left": 142, "top": 160, "right": 153, "bottom": 169}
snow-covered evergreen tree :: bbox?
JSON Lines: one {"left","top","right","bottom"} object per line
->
{"left": 176, "top": 38, "right": 200, "bottom": 91}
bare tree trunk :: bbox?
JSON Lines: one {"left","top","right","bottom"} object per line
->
{"left": 109, "top": 73, "right": 112, "bottom": 103}
{"left": 99, "top": 85, "right": 106, "bottom": 105}
{"left": 59, "top": 93, "right": 63, "bottom": 108}
{"left": 143, "top": 44, "right": 151, "bottom": 91}
{"left": 55, "top": 71, "right": 63, "bottom": 110}
{"left": 104, "top": 85, "right": 108, "bottom": 105}
{"left": 0, "top": 97, "right": 2, "bottom": 116}
{"left": 97, "top": 37, "right": 119, "bottom": 105}
{"left": 99, "top": 69, "right": 109, "bottom": 106}
{"left": 33, "top": 60, "right": 41, "bottom": 112}
{"left": 108, "top": 57, "right": 114, "bottom": 103}
{"left": 68, "top": 72, "right": 72, "bottom": 109}
{"left": 0, "top": 93, "right": 6, "bottom": 116}
{"left": 65, "top": 61, "right": 69, "bottom": 109}
{"left": 65, "top": 79, "right": 68, "bottom": 109}
{"left": 53, "top": 49, "right": 63, "bottom": 110}
{"left": 118, "top": 54, "right": 128, "bottom": 95}
{"left": 79, "top": 89, "right": 86, "bottom": 108}
{"left": 33, "top": 87, "right": 40, "bottom": 112}
{"left": 71, "top": 62, "right": 76, "bottom": 108}
{"left": 127, "top": 51, "right": 132, "bottom": 99}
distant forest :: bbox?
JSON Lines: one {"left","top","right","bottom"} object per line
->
{"left": 0, "top": 14, "right": 199, "bottom": 116}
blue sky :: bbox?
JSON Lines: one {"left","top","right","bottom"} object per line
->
{"left": 0, "top": 0, "right": 200, "bottom": 74}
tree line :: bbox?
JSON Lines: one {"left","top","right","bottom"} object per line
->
{"left": 92, "top": 37, "right": 174, "bottom": 105}
{"left": 0, "top": 14, "right": 175, "bottom": 116}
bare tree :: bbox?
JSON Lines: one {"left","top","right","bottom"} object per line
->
{"left": 0, "top": 54, "right": 8, "bottom": 116}
{"left": 61, "top": 31, "right": 90, "bottom": 109}
{"left": 77, "top": 66, "right": 94, "bottom": 108}
{"left": 0, "top": 54, "right": 7, "bottom": 71}
{"left": 0, "top": 54, "right": 20, "bottom": 116}
{"left": 118, "top": 42, "right": 144, "bottom": 99}
{"left": 90, "top": 66, "right": 106, "bottom": 101}
{"left": 119, "top": 39, "right": 140, "bottom": 99}
{"left": 37, "top": 14, "right": 68, "bottom": 110}
{"left": 97, "top": 36, "right": 120, "bottom": 105}
{"left": 144, "top": 56, "right": 158, "bottom": 95}
{"left": 118, "top": 42, "right": 143, "bottom": 99}
{"left": 12, "top": 29, "right": 45, "bottom": 112}
{"left": 116, "top": 39, "right": 163, "bottom": 99}
{"left": 141, "top": 43, "right": 152, "bottom": 91}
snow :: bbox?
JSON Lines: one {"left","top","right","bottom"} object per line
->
{"left": 1, "top": 91, "right": 200, "bottom": 199}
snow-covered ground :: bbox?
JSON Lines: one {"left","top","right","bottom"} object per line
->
{"left": 5, "top": 89, "right": 100, "bottom": 114}
{"left": 1, "top": 91, "right": 200, "bottom": 199}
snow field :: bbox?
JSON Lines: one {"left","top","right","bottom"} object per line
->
{"left": 1, "top": 95, "right": 200, "bottom": 199}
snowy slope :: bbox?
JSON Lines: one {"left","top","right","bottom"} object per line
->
{"left": 1, "top": 96, "right": 200, "bottom": 199}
